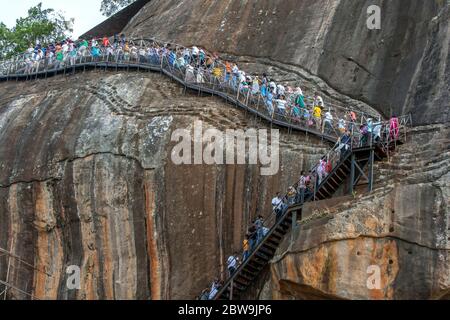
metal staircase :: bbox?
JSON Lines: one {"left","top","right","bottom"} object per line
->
{"left": 214, "top": 145, "right": 391, "bottom": 300}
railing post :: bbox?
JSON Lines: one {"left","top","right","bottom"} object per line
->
{"left": 290, "top": 210, "right": 297, "bottom": 247}
{"left": 368, "top": 148, "right": 374, "bottom": 193}
{"left": 350, "top": 153, "right": 355, "bottom": 195}
{"left": 230, "top": 280, "right": 233, "bottom": 300}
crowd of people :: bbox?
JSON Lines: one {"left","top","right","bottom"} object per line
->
{"left": 3, "top": 35, "right": 405, "bottom": 301}
{"left": 4, "top": 34, "right": 405, "bottom": 146}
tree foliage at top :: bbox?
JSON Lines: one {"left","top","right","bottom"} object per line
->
{"left": 100, "top": 0, "right": 137, "bottom": 17}
{"left": 0, "top": 3, "right": 73, "bottom": 59}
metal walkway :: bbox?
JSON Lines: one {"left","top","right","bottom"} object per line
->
{"left": 214, "top": 145, "right": 391, "bottom": 300}
{"left": 0, "top": 60, "right": 340, "bottom": 143}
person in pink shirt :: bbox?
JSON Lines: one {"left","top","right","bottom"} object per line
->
{"left": 390, "top": 115, "right": 400, "bottom": 140}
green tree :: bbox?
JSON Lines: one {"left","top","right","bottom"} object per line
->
{"left": 0, "top": 3, "right": 73, "bottom": 59}
{"left": 100, "top": 0, "right": 136, "bottom": 17}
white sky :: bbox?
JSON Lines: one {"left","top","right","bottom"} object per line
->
{"left": 0, "top": 0, "right": 108, "bottom": 38}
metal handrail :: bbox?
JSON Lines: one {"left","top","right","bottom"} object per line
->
{"left": 0, "top": 37, "right": 389, "bottom": 141}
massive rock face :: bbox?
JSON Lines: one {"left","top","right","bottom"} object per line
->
{"left": 123, "top": 0, "right": 449, "bottom": 124}
{"left": 0, "top": 71, "right": 328, "bottom": 299}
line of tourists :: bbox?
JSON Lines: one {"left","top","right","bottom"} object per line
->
{"left": 3, "top": 35, "right": 405, "bottom": 145}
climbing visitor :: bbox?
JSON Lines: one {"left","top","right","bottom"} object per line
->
{"left": 322, "top": 109, "right": 334, "bottom": 134}
{"left": 339, "top": 130, "right": 352, "bottom": 161}
{"left": 276, "top": 84, "right": 285, "bottom": 98}
{"left": 287, "top": 186, "right": 297, "bottom": 205}
{"left": 248, "top": 224, "right": 258, "bottom": 251}
{"left": 198, "top": 288, "right": 210, "bottom": 300}
{"left": 55, "top": 49, "right": 64, "bottom": 68}
{"left": 251, "top": 77, "right": 260, "bottom": 95}
{"left": 199, "top": 49, "right": 206, "bottom": 66}
{"left": 227, "top": 253, "right": 239, "bottom": 277}
{"left": 274, "top": 95, "right": 287, "bottom": 116}
{"left": 390, "top": 115, "right": 400, "bottom": 141}
{"left": 208, "top": 279, "right": 221, "bottom": 300}
{"left": 313, "top": 92, "right": 324, "bottom": 108}
{"left": 295, "top": 87, "right": 306, "bottom": 111}
{"left": 69, "top": 46, "right": 77, "bottom": 66}
{"left": 298, "top": 171, "right": 307, "bottom": 204}
{"left": 255, "top": 215, "right": 264, "bottom": 243}
{"left": 120, "top": 34, "right": 126, "bottom": 46}
{"left": 102, "top": 36, "right": 110, "bottom": 47}
{"left": 242, "top": 234, "right": 251, "bottom": 261}
{"left": 317, "top": 159, "right": 326, "bottom": 186}
{"left": 266, "top": 90, "right": 275, "bottom": 116}
{"left": 191, "top": 46, "right": 199, "bottom": 63}
{"left": 373, "top": 120, "right": 382, "bottom": 142}
{"left": 313, "top": 103, "right": 322, "bottom": 131}
{"left": 360, "top": 123, "right": 369, "bottom": 146}
{"left": 185, "top": 64, "right": 196, "bottom": 82}
{"left": 272, "top": 193, "right": 285, "bottom": 221}
{"left": 196, "top": 67, "right": 205, "bottom": 83}
{"left": 292, "top": 105, "right": 301, "bottom": 123}
{"left": 338, "top": 117, "right": 346, "bottom": 134}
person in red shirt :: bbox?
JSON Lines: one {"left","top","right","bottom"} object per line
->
{"left": 102, "top": 36, "right": 110, "bottom": 48}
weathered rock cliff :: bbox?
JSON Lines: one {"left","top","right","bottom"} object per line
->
{"left": 123, "top": 0, "right": 449, "bottom": 124}
{"left": 0, "top": 71, "right": 327, "bottom": 299}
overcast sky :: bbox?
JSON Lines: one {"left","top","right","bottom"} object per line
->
{"left": 0, "top": 0, "right": 108, "bottom": 38}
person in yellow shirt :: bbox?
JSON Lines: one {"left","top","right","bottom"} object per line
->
{"left": 243, "top": 235, "right": 251, "bottom": 261}
{"left": 313, "top": 104, "right": 322, "bottom": 131}
{"left": 212, "top": 66, "right": 222, "bottom": 79}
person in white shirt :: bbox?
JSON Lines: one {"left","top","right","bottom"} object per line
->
{"left": 269, "top": 81, "right": 277, "bottom": 96}
{"left": 208, "top": 279, "right": 220, "bottom": 300}
{"left": 62, "top": 43, "right": 69, "bottom": 53}
{"left": 338, "top": 118, "right": 346, "bottom": 134}
{"left": 227, "top": 253, "right": 239, "bottom": 277}
{"left": 272, "top": 193, "right": 285, "bottom": 220}
{"left": 251, "top": 77, "right": 260, "bottom": 95}
{"left": 322, "top": 110, "right": 333, "bottom": 133}
{"left": 373, "top": 121, "right": 382, "bottom": 142}
{"left": 313, "top": 92, "right": 324, "bottom": 107}
{"left": 185, "top": 65, "right": 195, "bottom": 82}
{"left": 191, "top": 46, "right": 199, "bottom": 64}
{"left": 274, "top": 96, "right": 287, "bottom": 115}
{"left": 276, "top": 84, "right": 285, "bottom": 98}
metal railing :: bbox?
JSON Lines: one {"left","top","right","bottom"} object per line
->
{"left": 0, "top": 37, "right": 388, "bottom": 144}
